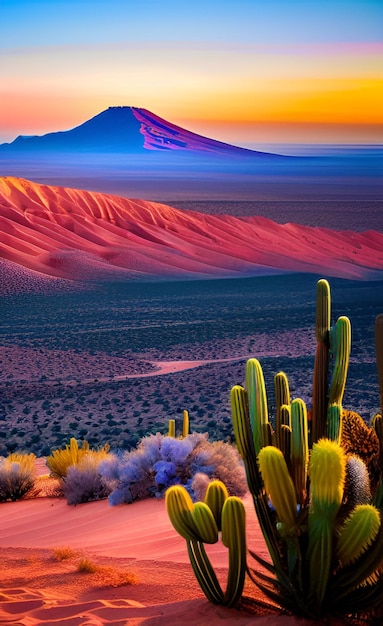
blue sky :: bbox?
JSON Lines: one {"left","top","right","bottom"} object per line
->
{"left": 0, "top": 0, "right": 381, "bottom": 145}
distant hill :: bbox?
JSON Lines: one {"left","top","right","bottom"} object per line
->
{"left": 1, "top": 176, "right": 382, "bottom": 293}
{"left": 0, "top": 106, "right": 273, "bottom": 157}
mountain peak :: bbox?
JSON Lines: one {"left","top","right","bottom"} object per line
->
{"left": 0, "top": 106, "right": 263, "bottom": 157}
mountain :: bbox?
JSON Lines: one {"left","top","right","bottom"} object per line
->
{"left": 1, "top": 177, "right": 382, "bottom": 293}
{"left": 0, "top": 106, "right": 271, "bottom": 157}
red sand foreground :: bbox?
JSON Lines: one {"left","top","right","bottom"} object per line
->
{"left": 0, "top": 485, "right": 364, "bottom": 625}
{"left": 1, "top": 176, "right": 383, "bottom": 286}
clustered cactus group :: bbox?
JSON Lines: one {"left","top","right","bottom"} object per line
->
{"left": 167, "top": 279, "right": 383, "bottom": 620}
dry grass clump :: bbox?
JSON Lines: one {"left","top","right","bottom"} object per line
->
{"left": 47, "top": 438, "right": 111, "bottom": 480}
{"left": 76, "top": 557, "right": 138, "bottom": 586}
{"left": 51, "top": 546, "right": 79, "bottom": 562}
{"left": 77, "top": 557, "right": 98, "bottom": 573}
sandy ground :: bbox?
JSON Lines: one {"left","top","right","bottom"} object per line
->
{"left": 0, "top": 474, "right": 367, "bottom": 626}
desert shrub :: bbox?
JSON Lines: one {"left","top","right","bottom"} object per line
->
{"left": 99, "top": 432, "right": 247, "bottom": 505}
{"left": 64, "top": 455, "right": 113, "bottom": 505}
{"left": 0, "top": 452, "right": 36, "bottom": 502}
{"left": 46, "top": 438, "right": 111, "bottom": 480}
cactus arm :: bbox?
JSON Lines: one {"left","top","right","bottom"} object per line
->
{"left": 246, "top": 358, "right": 269, "bottom": 454}
{"left": 328, "top": 316, "right": 351, "bottom": 407}
{"left": 280, "top": 423, "right": 292, "bottom": 470}
{"left": 187, "top": 540, "right": 224, "bottom": 604}
{"left": 332, "top": 521, "right": 383, "bottom": 600}
{"left": 274, "top": 372, "right": 291, "bottom": 450}
{"left": 327, "top": 403, "right": 342, "bottom": 444}
{"left": 166, "top": 486, "right": 219, "bottom": 544}
{"left": 221, "top": 497, "right": 247, "bottom": 607}
{"left": 311, "top": 279, "right": 331, "bottom": 445}
{"left": 290, "top": 399, "right": 309, "bottom": 506}
{"left": 204, "top": 480, "right": 228, "bottom": 531}
{"left": 336, "top": 504, "right": 381, "bottom": 566}
{"left": 258, "top": 446, "right": 298, "bottom": 534}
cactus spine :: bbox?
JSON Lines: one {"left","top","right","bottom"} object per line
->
{"left": 166, "top": 481, "right": 246, "bottom": 607}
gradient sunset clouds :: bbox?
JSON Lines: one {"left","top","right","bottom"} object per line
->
{"left": 0, "top": 0, "right": 382, "bottom": 147}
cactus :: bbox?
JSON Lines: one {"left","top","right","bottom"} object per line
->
{"left": 274, "top": 372, "right": 291, "bottom": 449}
{"left": 290, "top": 399, "right": 309, "bottom": 505}
{"left": 167, "top": 410, "right": 189, "bottom": 438}
{"left": 168, "top": 419, "right": 176, "bottom": 438}
{"left": 337, "top": 504, "right": 381, "bottom": 566}
{"left": 311, "top": 279, "right": 331, "bottom": 444}
{"left": 182, "top": 410, "right": 189, "bottom": 438}
{"left": 228, "top": 280, "right": 383, "bottom": 619}
{"left": 258, "top": 446, "right": 297, "bottom": 535}
{"left": 311, "top": 281, "right": 351, "bottom": 445}
{"left": 166, "top": 480, "right": 246, "bottom": 607}
{"left": 307, "top": 439, "right": 346, "bottom": 610}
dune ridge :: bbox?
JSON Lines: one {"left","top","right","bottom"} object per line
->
{"left": 0, "top": 176, "right": 382, "bottom": 287}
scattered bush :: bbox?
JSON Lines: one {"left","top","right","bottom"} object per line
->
{"left": 99, "top": 432, "right": 247, "bottom": 505}
{"left": 64, "top": 455, "right": 113, "bottom": 505}
{"left": 0, "top": 452, "right": 36, "bottom": 502}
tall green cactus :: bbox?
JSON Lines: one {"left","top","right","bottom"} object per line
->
{"left": 166, "top": 480, "right": 246, "bottom": 607}
{"left": 228, "top": 280, "right": 383, "bottom": 619}
{"left": 311, "top": 281, "right": 351, "bottom": 445}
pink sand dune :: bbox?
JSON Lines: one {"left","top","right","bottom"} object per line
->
{"left": 1, "top": 176, "right": 382, "bottom": 285}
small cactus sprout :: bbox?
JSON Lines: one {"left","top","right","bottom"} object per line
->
{"left": 168, "top": 419, "right": 176, "bottom": 438}
{"left": 182, "top": 410, "right": 189, "bottom": 438}
{"left": 337, "top": 504, "right": 381, "bottom": 566}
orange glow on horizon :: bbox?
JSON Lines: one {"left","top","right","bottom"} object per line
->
{"left": 0, "top": 75, "right": 381, "bottom": 145}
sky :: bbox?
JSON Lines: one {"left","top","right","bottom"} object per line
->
{"left": 0, "top": 0, "right": 382, "bottom": 147}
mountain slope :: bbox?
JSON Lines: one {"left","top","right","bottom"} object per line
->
{"left": 0, "top": 107, "right": 270, "bottom": 157}
{"left": 1, "top": 177, "right": 382, "bottom": 289}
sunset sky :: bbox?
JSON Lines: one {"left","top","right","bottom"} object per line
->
{"left": 0, "top": 0, "right": 382, "bottom": 147}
